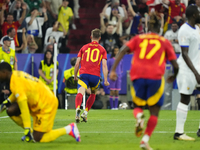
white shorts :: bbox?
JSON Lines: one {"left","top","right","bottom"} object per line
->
{"left": 177, "top": 70, "right": 197, "bottom": 95}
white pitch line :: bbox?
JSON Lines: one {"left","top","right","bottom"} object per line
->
{"left": 0, "top": 131, "right": 197, "bottom": 134}
{"left": 0, "top": 116, "right": 9, "bottom": 119}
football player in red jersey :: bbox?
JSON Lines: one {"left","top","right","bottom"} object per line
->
{"left": 74, "top": 28, "right": 110, "bottom": 123}
{"left": 110, "top": 13, "right": 179, "bottom": 150}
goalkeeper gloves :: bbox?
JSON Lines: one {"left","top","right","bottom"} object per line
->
{"left": 21, "top": 128, "right": 35, "bottom": 142}
{"left": 0, "top": 99, "right": 11, "bottom": 113}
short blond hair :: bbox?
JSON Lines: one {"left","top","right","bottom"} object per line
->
{"left": 91, "top": 28, "right": 101, "bottom": 39}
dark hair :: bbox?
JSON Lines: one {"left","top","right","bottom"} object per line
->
{"left": 44, "top": 50, "right": 54, "bottom": 65}
{"left": 0, "top": 62, "right": 12, "bottom": 72}
{"left": 70, "top": 57, "right": 76, "bottom": 66}
{"left": 7, "top": 27, "right": 14, "bottom": 34}
{"left": 148, "top": 13, "right": 160, "bottom": 32}
{"left": 186, "top": 5, "right": 199, "bottom": 19}
{"left": 171, "top": 21, "right": 178, "bottom": 25}
{"left": 30, "top": 7, "right": 38, "bottom": 13}
{"left": 7, "top": 13, "right": 13, "bottom": 17}
{"left": 91, "top": 28, "right": 101, "bottom": 39}
{"left": 110, "top": 5, "right": 119, "bottom": 22}
{"left": 110, "top": 46, "right": 119, "bottom": 58}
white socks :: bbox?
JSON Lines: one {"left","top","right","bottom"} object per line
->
{"left": 175, "top": 102, "right": 188, "bottom": 133}
{"left": 142, "top": 134, "right": 150, "bottom": 143}
{"left": 64, "top": 125, "right": 71, "bottom": 134}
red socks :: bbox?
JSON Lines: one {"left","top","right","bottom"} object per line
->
{"left": 85, "top": 94, "right": 96, "bottom": 111}
{"left": 133, "top": 107, "right": 143, "bottom": 118}
{"left": 144, "top": 115, "right": 158, "bottom": 136}
{"left": 75, "top": 93, "right": 83, "bottom": 108}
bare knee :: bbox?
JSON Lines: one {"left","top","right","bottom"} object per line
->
{"left": 33, "top": 131, "right": 44, "bottom": 142}
{"left": 6, "top": 102, "right": 21, "bottom": 116}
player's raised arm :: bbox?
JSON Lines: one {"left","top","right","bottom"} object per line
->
{"left": 110, "top": 45, "right": 130, "bottom": 80}
{"left": 102, "top": 59, "right": 109, "bottom": 86}
{"left": 74, "top": 57, "right": 81, "bottom": 81}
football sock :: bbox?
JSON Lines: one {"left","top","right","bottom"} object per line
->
{"left": 75, "top": 93, "right": 83, "bottom": 108}
{"left": 141, "top": 134, "right": 150, "bottom": 143}
{"left": 144, "top": 115, "right": 158, "bottom": 137}
{"left": 133, "top": 107, "right": 143, "bottom": 118}
{"left": 114, "top": 96, "right": 119, "bottom": 108}
{"left": 109, "top": 96, "right": 113, "bottom": 109}
{"left": 85, "top": 94, "right": 96, "bottom": 111}
{"left": 10, "top": 115, "right": 24, "bottom": 128}
{"left": 40, "top": 128, "right": 66, "bottom": 142}
{"left": 175, "top": 102, "right": 188, "bottom": 134}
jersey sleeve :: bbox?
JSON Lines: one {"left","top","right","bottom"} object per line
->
{"left": 165, "top": 39, "right": 177, "bottom": 61}
{"left": 126, "top": 36, "right": 137, "bottom": 53}
{"left": 178, "top": 29, "right": 189, "bottom": 47}
{"left": 77, "top": 47, "right": 83, "bottom": 58}
{"left": 102, "top": 48, "right": 107, "bottom": 60}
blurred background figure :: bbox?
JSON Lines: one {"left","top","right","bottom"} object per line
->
{"left": 107, "top": 46, "right": 122, "bottom": 110}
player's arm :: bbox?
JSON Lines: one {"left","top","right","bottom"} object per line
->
{"left": 182, "top": 47, "right": 200, "bottom": 83}
{"left": 74, "top": 57, "right": 81, "bottom": 81}
{"left": 110, "top": 45, "right": 130, "bottom": 80}
{"left": 102, "top": 59, "right": 109, "bottom": 86}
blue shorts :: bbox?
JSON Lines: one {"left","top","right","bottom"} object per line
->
{"left": 78, "top": 74, "right": 100, "bottom": 91}
{"left": 131, "top": 77, "right": 165, "bottom": 107}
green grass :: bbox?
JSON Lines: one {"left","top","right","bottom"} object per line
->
{"left": 1, "top": 109, "right": 200, "bottom": 150}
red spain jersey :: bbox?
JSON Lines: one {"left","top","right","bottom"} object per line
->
{"left": 167, "top": 0, "right": 186, "bottom": 24}
{"left": 77, "top": 41, "right": 107, "bottom": 77}
{"left": 1, "top": 21, "right": 21, "bottom": 47}
{"left": 126, "top": 33, "right": 176, "bottom": 81}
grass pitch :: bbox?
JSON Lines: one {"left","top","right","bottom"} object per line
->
{"left": 0, "top": 109, "right": 200, "bottom": 150}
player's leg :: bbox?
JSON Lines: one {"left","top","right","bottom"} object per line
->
{"left": 81, "top": 75, "right": 100, "bottom": 122}
{"left": 35, "top": 123, "right": 80, "bottom": 142}
{"left": 114, "top": 90, "right": 119, "bottom": 109}
{"left": 109, "top": 90, "right": 114, "bottom": 109}
{"left": 114, "top": 77, "right": 121, "bottom": 110}
{"left": 131, "top": 79, "right": 147, "bottom": 137}
{"left": 6, "top": 102, "right": 24, "bottom": 128}
{"left": 140, "top": 104, "right": 160, "bottom": 150}
{"left": 75, "top": 74, "right": 88, "bottom": 123}
{"left": 174, "top": 94, "right": 195, "bottom": 140}
{"left": 174, "top": 71, "right": 195, "bottom": 140}
{"left": 34, "top": 101, "right": 80, "bottom": 142}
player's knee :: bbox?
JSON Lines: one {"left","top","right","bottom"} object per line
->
{"left": 6, "top": 107, "right": 20, "bottom": 116}
{"left": 33, "top": 131, "right": 43, "bottom": 142}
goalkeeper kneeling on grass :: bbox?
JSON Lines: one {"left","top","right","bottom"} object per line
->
{"left": 0, "top": 62, "right": 81, "bottom": 143}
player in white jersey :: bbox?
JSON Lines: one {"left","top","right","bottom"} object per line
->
{"left": 174, "top": 5, "right": 200, "bottom": 141}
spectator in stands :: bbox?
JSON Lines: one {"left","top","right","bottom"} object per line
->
{"left": 44, "top": 43, "right": 54, "bottom": 53}
{"left": 196, "top": 0, "right": 200, "bottom": 11}
{"left": 100, "top": 12, "right": 121, "bottom": 54}
{"left": 162, "top": 0, "right": 186, "bottom": 30}
{"left": 105, "top": 0, "right": 125, "bottom": 19}
{"left": 57, "top": 0, "right": 74, "bottom": 34}
{"left": 164, "top": 22, "right": 181, "bottom": 53}
{"left": 0, "top": 0, "right": 10, "bottom": 14}
{"left": 0, "top": 3, "right": 26, "bottom": 49}
{"left": 17, "top": 28, "right": 28, "bottom": 53}
{"left": 38, "top": 49, "right": 60, "bottom": 107}
{"left": 127, "top": 0, "right": 142, "bottom": 35}
{"left": 25, "top": 34, "right": 38, "bottom": 53}
{"left": 62, "top": 57, "right": 79, "bottom": 107}
{"left": 107, "top": 46, "right": 122, "bottom": 110}
{"left": 9, "top": 0, "right": 29, "bottom": 49}
{"left": 103, "top": 1, "right": 127, "bottom": 36}
{"left": 26, "top": 7, "right": 48, "bottom": 53}
{"left": 44, "top": 21, "right": 67, "bottom": 46}
{"left": 0, "top": 27, "right": 16, "bottom": 49}
{"left": 45, "top": 0, "right": 62, "bottom": 26}
{"left": 24, "top": 0, "right": 42, "bottom": 16}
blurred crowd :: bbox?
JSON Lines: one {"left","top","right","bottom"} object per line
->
{"left": 100, "top": 0, "right": 195, "bottom": 55}
{"left": 0, "top": 0, "right": 79, "bottom": 54}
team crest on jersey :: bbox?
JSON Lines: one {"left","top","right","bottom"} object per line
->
{"left": 187, "top": 87, "right": 190, "bottom": 90}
